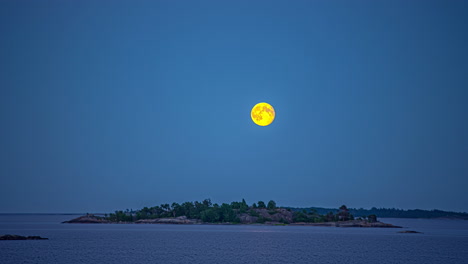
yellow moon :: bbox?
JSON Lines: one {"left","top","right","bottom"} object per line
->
{"left": 251, "top": 102, "right": 275, "bottom": 126}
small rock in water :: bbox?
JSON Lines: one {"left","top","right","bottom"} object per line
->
{"left": 0, "top": 234, "right": 48, "bottom": 240}
{"left": 398, "top": 230, "right": 422, "bottom": 234}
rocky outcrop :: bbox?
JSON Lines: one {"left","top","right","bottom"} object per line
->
{"left": 62, "top": 214, "right": 110, "bottom": 224}
{"left": 263, "top": 208, "right": 294, "bottom": 222}
{"left": 398, "top": 230, "right": 422, "bottom": 234}
{"left": 135, "top": 216, "right": 201, "bottom": 224}
{"left": 239, "top": 208, "right": 294, "bottom": 224}
{"left": 239, "top": 214, "right": 258, "bottom": 223}
{"left": 0, "top": 235, "right": 48, "bottom": 240}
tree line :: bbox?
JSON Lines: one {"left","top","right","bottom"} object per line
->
{"left": 289, "top": 206, "right": 468, "bottom": 220}
{"left": 106, "top": 199, "right": 364, "bottom": 224}
{"left": 349, "top": 207, "right": 468, "bottom": 219}
{"left": 107, "top": 199, "right": 279, "bottom": 223}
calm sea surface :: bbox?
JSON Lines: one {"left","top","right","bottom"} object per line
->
{"left": 1, "top": 215, "right": 467, "bottom": 264}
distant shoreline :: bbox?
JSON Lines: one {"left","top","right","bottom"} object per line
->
{"left": 0, "top": 213, "right": 87, "bottom": 215}
{"left": 1, "top": 213, "right": 465, "bottom": 221}
{"left": 2, "top": 206, "right": 467, "bottom": 219}
{"left": 3, "top": 203, "right": 468, "bottom": 222}
{"left": 2, "top": 213, "right": 467, "bottom": 220}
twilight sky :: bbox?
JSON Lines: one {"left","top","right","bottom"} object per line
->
{"left": 1, "top": 1, "right": 467, "bottom": 213}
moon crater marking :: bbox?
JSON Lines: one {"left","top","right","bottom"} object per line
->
{"left": 251, "top": 102, "right": 275, "bottom": 126}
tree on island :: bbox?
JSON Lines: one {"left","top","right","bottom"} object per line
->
{"left": 338, "top": 205, "right": 353, "bottom": 221}
{"left": 257, "top": 201, "right": 266, "bottom": 208}
{"left": 367, "top": 214, "right": 377, "bottom": 223}
{"left": 267, "top": 200, "right": 277, "bottom": 209}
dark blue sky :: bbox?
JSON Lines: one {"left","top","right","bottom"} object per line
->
{"left": 1, "top": 1, "right": 467, "bottom": 213}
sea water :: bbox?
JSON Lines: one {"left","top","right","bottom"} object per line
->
{"left": 0, "top": 215, "right": 467, "bottom": 264}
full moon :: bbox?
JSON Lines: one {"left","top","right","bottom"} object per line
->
{"left": 251, "top": 102, "right": 275, "bottom": 126}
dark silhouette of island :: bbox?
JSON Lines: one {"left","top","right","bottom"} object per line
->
{"left": 0, "top": 235, "right": 48, "bottom": 240}
{"left": 398, "top": 230, "right": 422, "bottom": 234}
{"left": 289, "top": 207, "right": 468, "bottom": 220}
{"left": 64, "top": 199, "right": 400, "bottom": 228}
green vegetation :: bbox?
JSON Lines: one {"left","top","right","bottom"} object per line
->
{"left": 106, "top": 199, "right": 364, "bottom": 224}
{"left": 83, "top": 201, "right": 468, "bottom": 225}
{"left": 109, "top": 199, "right": 242, "bottom": 223}
{"left": 267, "top": 200, "right": 277, "bottom": 209}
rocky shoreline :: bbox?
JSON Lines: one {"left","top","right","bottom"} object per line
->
{"left": 63, "top": 214, "right": 401, "bottom": 228}
{"left": 135, "top": 216, "right": 202, "bottom": 224}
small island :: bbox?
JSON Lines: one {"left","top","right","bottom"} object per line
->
{"left": 398, "top": 230, "right": 422, "bottom": 234}
{"left": 0, "top": 235, "right": 48, "bottom": 240}
{"left": 64, "top": 199, "right": 401, "bottom": 228}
